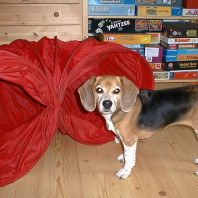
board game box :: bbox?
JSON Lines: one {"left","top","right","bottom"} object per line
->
{"left": 163, "top": 60, "right": 198, "bottom": 70}
{"left": 137, "top": 6, "right": 182, "bottom": 16}
{"left": 161, "top": 35, "right": 198, "bottom": 44}
{"left": 163, "top": 54, "right": 198, "bottom": 61}
{"left": 153, "top": 71, "right": 170, "bottom": 80}
{"left": 170, "top": 70, "right": 198, "bottom": 79}
{"left": 163, "top": 22, "right": 198, "bottom": 38}
{"left": 160, "top": 41, "right": 198, "bottom": 49}
{"left": 149, "top": 63, "right": 162, "bottom": 70}
{"left": 98, "top": 33, "right": 151, "bottom": 44}
{"left": 88, "top": 18, "right": 162, "bottom": 33}
{"left": 88, "top": 4, "right": 136, "bottom": 15}
{"left": 163, "top": 48, "right": 198, "bottom": 56}
{"left": 145, "top": 44, "right": 163, "bottom": 62}
{"left": 182, "top": 9, "right": 198, "bottom": 16}
{"left": 89, "top": 0, "right": 135, "bottom": 4}
{"left": 135, "top": 0, "right": 182, "bottom": 7}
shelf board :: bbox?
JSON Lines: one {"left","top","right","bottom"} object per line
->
{"left": 89, "top": 15, "right": 198, "bottom": 20}
{"left": 155, "top": 79, "right": 198, "bottom": 83}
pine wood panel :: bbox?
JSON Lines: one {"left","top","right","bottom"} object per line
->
{"left": 0, "top": 25, "right": 81, "bottom": 44}
{"left": 0, "top": 4, "right": 81, "bottom": 26}
{"left": 82, "top": 0, "right": 88, "bottom": 39}
{"left": 0, "top": 126, "right": 198, "bottom": 198}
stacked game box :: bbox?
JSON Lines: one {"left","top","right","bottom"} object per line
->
{"left": 88, "top": 0, "right": 136, "bottom": 16}
{"left": 90, "top": 17, "right": 163, "bottom": 69}
{"left": 88, "top": 18, "right": 162, "bottom": 58}
{"left": 96, "top": 32, "right": 162, "bottom": 69}
{"left": 136, "top": 0, "right": 183, "bottom": 17}
{"left": 144, "top": 44, "right": 163, "bottom": 71}
{"left": 182, "top": 0, "right": 198, "bottom": 16}
{"left": 88, "top": 18, "right": 163, "bottom": 34}
{"left": 161, "top": 22, "right": 198, "bottom": 79}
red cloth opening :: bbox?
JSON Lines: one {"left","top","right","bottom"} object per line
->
{"left": 0, "top": 37, "right": 154, "bottom": 186}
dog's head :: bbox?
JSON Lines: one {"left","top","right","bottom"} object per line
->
{"left": 78, "top": 75, "right": 139, "bottom": 115}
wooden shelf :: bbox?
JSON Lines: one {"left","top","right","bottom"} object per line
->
{"left": 88, "top": 13, "right": 198, "bottom": 84}
{"left": 89, "top": 15, "right": 198, "bottom": 20}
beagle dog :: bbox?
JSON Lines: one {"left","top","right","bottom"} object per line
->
{"left": 78, "top": 75, "right": 198, "bottom": 179}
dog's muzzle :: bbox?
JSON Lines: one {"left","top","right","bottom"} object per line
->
{"left": 99, "top": 99, "right": 116, "bottom": 114}
{"left": 103, "top": 100, "right": 112, "bottom": 110}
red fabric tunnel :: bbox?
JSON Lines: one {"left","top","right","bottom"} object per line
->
{"left": 0, "top": 37, "right": 154, "bottom": 186}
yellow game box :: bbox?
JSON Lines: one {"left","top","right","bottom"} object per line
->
{"left": 137, "top": 6, "right": 171, "bottom": 16}
{"left": 98, "top": 33, "right": 151, "bottom": 44}
{"left": 177, "top": 54, "right": 198, "bottom": 61}
{"left": 146, "top": 32, "right": 161, "bottom": 44}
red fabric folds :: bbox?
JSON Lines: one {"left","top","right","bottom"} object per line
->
{"left": 0, "top": 37, "right": 154, "bottom": 186}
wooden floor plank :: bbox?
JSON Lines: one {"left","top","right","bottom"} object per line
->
{"left": 0, "top": 126, "right": 198, "bottom": 198}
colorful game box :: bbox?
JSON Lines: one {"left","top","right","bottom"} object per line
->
{"left": 98, "top": 33, "right": 151, "bottom": 44}
{"left": 153, "top": 71, "right": 170, "bottom": 80}
{"left": 182, "top": 9, "right": 198, "bottom": 16}
{"left": 135, "top": 19, "right": 162, "bottom": 32}
{"left": 170, "top": 70, "right": 198, "bottom": 79}
{"left": 161, "top": 35, "right": 198, "bottom": 44}
{"left": 163, "top": 54, "right": 198, "bottom": 62}
{"left": 89, "top": 0, "right": 135, "bottom": 4}
{"left": 88, "top": 18, "right": 162, "bottom": 33}
{"left": 163, "top": 22, "right": 198, "bottom": 38}
{"left": 149, "top": 63, "right": 162, "bottom": 70}
{"left": 163, "top": 48, "right": 198, "bottom": 56}
{"left": 122, "top": 44, "right": 145, "bottom": 48}
{"left": 135, "top": 0, "right": 182, "bottom": 7}
{"left": 132, "top": 48, "right": 145, "bottom": 56}
{"left": 160, "top": 41, "right": 198, "bottom": 50}
{"left": 88, "top": 4, "right": 136, "bottom": 15}
{"left": 137, "top": 6, "right": 182, "bottom": 16}
{"left": 147, "top": 32, "right": 161, "bottom": 44}
{"left": 163, "top": 60, "right": 198, "bottom": 70}
{"left": 145, "top": 44, "right": 163, "bottom": 63}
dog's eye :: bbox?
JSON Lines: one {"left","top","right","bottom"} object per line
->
{"left": 96, "top": 87, "right": 104, "bottom": 94}
{"left": 113, "top": 88, "right": 120, "bottom": 94}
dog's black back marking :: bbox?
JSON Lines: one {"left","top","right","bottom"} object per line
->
{"left": 137, "top": 86, "right": 198, "bottom": 131}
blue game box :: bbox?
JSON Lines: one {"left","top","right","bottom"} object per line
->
{"left": 89, "top": 4, "right": 136, "bottom": 15}
{"left": 135, "top": 0, "right": 182, "bottom": 7}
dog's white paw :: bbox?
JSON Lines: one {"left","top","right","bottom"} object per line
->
{"left": 194, "top": 158, "right": 198, "bottom": 164}
{"left": 117, "top": 154, "right": 125, "bottom": 163}
{"left": 194, "top": 170, "right": 198, "bottom": 176}
{"left": 115, "top": 168, "right": 131, "bottom": 179}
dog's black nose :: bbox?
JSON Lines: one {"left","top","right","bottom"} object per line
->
{"left": 103, "top": 100, "right": 112, "bottom": 109}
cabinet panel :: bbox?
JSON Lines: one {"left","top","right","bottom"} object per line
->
{"left": 0, "top": 4, "right": 81, "bottom": 25}
{"left": 0, "top": 25, "right": 82, "bottom": 44}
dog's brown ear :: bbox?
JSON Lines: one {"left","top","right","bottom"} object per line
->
{"left": 120, "top": 76, "right": 139, "bottom": 112}
{"left": 78, "top": 76, "right": 96, "bottom": 112}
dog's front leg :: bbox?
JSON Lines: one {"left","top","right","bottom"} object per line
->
{"left": 103, "top": 114, "right": 116, "bottom": 132}
{"left": 115, "top": 141, "right": 137, "bottom": 179}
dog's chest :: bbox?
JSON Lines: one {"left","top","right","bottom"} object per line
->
{"left": 103, "top": 114, "right": 120, "bottom": 136}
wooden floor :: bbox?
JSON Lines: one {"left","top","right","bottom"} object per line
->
{"left": 0, "top": 126, "right": 198, "bottom": 198}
